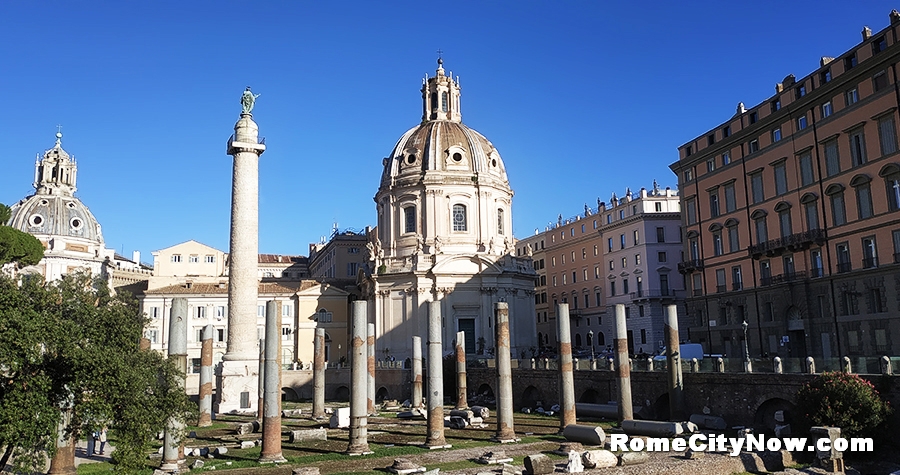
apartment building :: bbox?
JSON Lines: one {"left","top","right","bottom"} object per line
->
{"left": 671, "top": 11, "right": 900, "bottom": 359}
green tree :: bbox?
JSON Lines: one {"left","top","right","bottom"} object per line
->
{"left": 0, "top": 204, "right": 10, "bottom": 225}
{"left": 0, "top": 226, "right": 44, "bottom": 268}
{"left": 0, "top": 272, "right": 195, "bottom": 472}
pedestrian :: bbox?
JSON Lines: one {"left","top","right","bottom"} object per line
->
{"left": 98, "top": 427, "right": 108, "bottom": 455}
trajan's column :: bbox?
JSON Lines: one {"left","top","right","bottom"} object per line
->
{"left": 219, "top": 87, "right": 265, "bottom": 413}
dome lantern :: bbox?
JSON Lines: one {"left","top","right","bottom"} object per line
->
{"left": 422, "top": 57, "right": 462, "bottom": 123}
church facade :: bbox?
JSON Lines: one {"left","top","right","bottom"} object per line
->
{"left": 362, "top": 60, "right": 538, "bottom": 360}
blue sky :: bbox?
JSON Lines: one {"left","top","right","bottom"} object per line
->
{"left": 3, "top": 1, "right": 898, "bottom": 263}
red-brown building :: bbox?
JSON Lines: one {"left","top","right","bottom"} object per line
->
{"left": 671, "top": 12, "right": 900, "bottom": 363}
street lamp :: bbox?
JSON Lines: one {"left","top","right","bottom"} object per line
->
{"left": 588, "top": 330, "right": 595, "bottom": 360}
{"left": 741, "top": 320, "right": 751, "bottom": 372}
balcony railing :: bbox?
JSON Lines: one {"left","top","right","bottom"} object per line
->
{"left": 749, "top": 228, "right": 826, "bottom": 259}
{"left": 863, "top": 256, "right": 879, "bottom": 269}
{"left": 692, "top": 289, "right": 703, "bottom": 297}
{"left": 716, "top": 285, "right": 727, "bottom": 293}
{"left": 760, "top": 271, "right": 807, "bottom": 287}
{"left": 678, "top": 259, "right": 704, "bottom": 273}
{"left": 837, "top": 261, "right": 852, "bottom": 273}
{"left": 810, "top": 267, "right": 824, "bottom": 278}
{"left": 732, "top": 282, "right": 743, "bottom": 291}
{"left": 631, "top": 289, "right": 682, "bottom": 300}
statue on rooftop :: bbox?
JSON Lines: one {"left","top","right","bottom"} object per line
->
{"left": 241, "top": 87, "right": 260, "bottom": 114}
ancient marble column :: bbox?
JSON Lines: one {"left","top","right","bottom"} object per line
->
{"left": 161, "top": 298, "right": 188, "bottom": 471}
{"left": 424, "top": 300, "right": 448, "bottom": 448}
{"left": 220, "top": 97, "right": 265, "bottom": 413}
{"left": 347, "top": 301, "right": 370, "bottom": 454}
{"left": 614, "top": 304, "right": 633, "bottom": 422}
{"left": 664, "top": 305, "right": 684, "bottom": 421}
{"left": 198, "top": 324, "right": 214, "bottom": 427}
{"left": 494, "top": 302, "right": 517, "bottom": 442}
{"left": 412, "top": 336, "right": 423, "bottom": 409}
{"left": 556, "top": 303, "right": 576, "bottom": 431}
{"left": 257, "top": 339, "right": 265, "bottom": 421}
{"left": 367, "top": 322, "right": 376, "bottom": 415}
{"left": 312, "top": 328, "right": 326, "bottom": 418}
{"left": 455, "top": 331, "right": 468, "bottom": 409}
{"left": 260, "top": 301, "right": 286, "bottom": 463}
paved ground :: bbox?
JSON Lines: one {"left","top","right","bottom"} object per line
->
{"left": 73, "top": 439, "right": 114, "bottom": 467}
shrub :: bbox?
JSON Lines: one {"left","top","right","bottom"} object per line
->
{"left": 796, "top": 371, "right": 891, "bottom": 438}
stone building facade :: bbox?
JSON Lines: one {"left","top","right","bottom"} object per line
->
{"left": 362, "top": 59, "right": 537, "bottom": 360}
{"left": 671, "top": 11, "right": 900, "bottom": 360}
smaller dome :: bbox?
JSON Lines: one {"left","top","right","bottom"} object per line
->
{"left": 8, "top": 194, "right": 104, "bottom": 246}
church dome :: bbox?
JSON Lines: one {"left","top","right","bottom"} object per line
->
{"left": 7, "top": 133, "right": 105, "bottom": 248}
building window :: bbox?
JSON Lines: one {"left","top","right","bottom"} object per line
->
{"left": 497, "top": 208, "right": 505, "bottom": 235}
{"left": 724, "top": 182, "right": 736, "bottom": 212}
{"left": 885, "top": 168, "right": 900, "bottom": 211}
{"left": 658, "top": 251, "right": 667, "bottom": 262}
{"left": 732, "top": 266, "right": 743, "bottom": 290}
{"left": 452, "top": 204, "right": 467, "bottom": 231}
{"left": 873, "top": 70, "right": 889, "bottom": 93}
{"left": 846, "top": 87, "right": 859, "bottom": 106}
{"left": 709, "top": 192, "right": 720, "bottom": 217}
{"left": 205, "top": 255, "right": 215, "bottom": 263}
{"left": 796, "top": 85, "right": 806, "bottom": 98}
{"left": 623, "top": 278, "right": 629, "bottom": 294}
{"left": 282, "top": 303, "right": 293, "bottom": 317}
{"left": 722, "top": 151, "right": 731, "bottom": 165}
{"left": 347, "top": 262, "right": 359, "bottom": 276}
{"left": 797, "top": 115, "right": 808, "bottom": 130}
{"left": 610, "top": 281, "right": 616, "bottom": 296}
{"left": 620, "top": 234, "right": 626, "bottom": 249}
{"left": 855, "top": 181, "right": 874, "bottom": 219}
{"left": 656, "top": 227, "right": 665, "bottom": 243}
{"left": 635, "top": 253, "right": 641, "bottom": 265}
{"left": 404, "top": 206, "right": 416, "bottom": 233}
{"left": 754, "top": 216, "right": 768, "bottom": 243}
{"left": 258, "top": 305, "right": 265, "bottom": 317}
{"left": 893, "top": 229, "right": 900, "bottom": 263}
{"left": 171, "top": 254, "right": 182, "bottom": 263}
{"left": 873, "top": 36, "right": 887, "bottom": 54}
{"left": 824, "top": 138, "right": 841, "bottom": 177}
{"left": 771, "top": 99, "right": 781, "bottom": 112}
{"left": 441, "top": 91, "right": 448, "bottom": 112}
{"left": 685, "top": 145, "right": 693, "bottom": 157}
{"left": 783, "top": 254, "right": 795, "bottom": 276}
{"left": 723, "top": 125, "right": 731, "bottom": 137}
{"left": 836, "top": 242, "right": 851, "bottom": 273}
{"left": 862, "top": 236, "right": 878, "bottom": 268}
{"left": 774, "top": 162, "right": 788, "bottom": 195}
{"left": 712, "top": 231, "right": 723, "bottom": 256}
{"left": 750, "top": 172, "right": 764, "bottom": 204}
{"left": 750, "top": 111, "right": 758, "bottom": 124}
{"left": 844, "top": 55, "right": 857, "bottom": 71}
{"left": 749, "top": 138, "right": 760, "bottom": 153}
{"left": 821, "top": 69, "right": 832, "bottom": 84}
{"left": 608, "top": 260, "right": 614, "bottom": 270}
{"left": 689, "top": 238, "right": 699, "bottom": 260}
{"left": 810, "top": 248, "right": 823, "bottom": 277}
{"left": 878, "top": 115, "right": 898, "bottom": 156}
{"left": 727, "top": 224, "right": 740, "bottom": 253}
{"left": 607, "top": 237, "right": 613, "bottom": 252}
{"left": 145, "top": 329, "right": 159, "bottom": 343}
{"left": 799, "top": 152, "right": 815, "bottom": 186}
{"left": 195, "top": 306, "right": 206, "bottom": 319}
{"left": 619, "top": 210, "right": 625, "bottom": 220}
{"left": 760, "top": 260, "right": 771, "bottom": 282}
{"left": 772, "top": 128, "right": 782, "bottom": 142}
{"left": 715, "top": 268, "right": 726, "bottom": 293}
{"left": 686, "top": 198, "right": 697, "bottom": 225}
{"left": 706, "top": 158, "right": 716, "bottom": 172}
{"left": 779, "top": 210, "right": 792, "bottom": 238}
{"left": 831, "top": 191, "right": 847, "bottom": 226}
{"left": 621, "top": 257, "right": 627, "bottom": 268}
{"left": 849, "top": 128, "right": 867, "bottom": 166}
{"left": 593, "top": 245, "right": 599, "bottom": 256}
{"left": 822, "top": 101, "right": 833, "bottom": 118}
{"left": 804, "top": 200, "right": 819, "bottom": 230}
{"left": 660, "top": 274, "right": 670, "bottom": 296}
{"left": 189, "top": 254, "right": 199, "bottom": 263}
{"left": 633, "top": 230, "right": 640, "bottom": 245}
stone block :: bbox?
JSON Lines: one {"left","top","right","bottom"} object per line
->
{"left": 757, "top": 449, "right": 795, "bottom": 472}
{"left": 330, "top": 407, "right": 350, "bottom": 428}
{"left": 213, "top": 446, "right": 227, "bottom": 455}
{"left": 387, "top": 458, "right": 426, "bottom": 474}
{"left": 235, "top": 421, "right": 260, "bottom": 435}
{"left": 190, "top": 459, "right": 205, "bottom": 470}
{"left": 622, "top": 420, "right": 683, "bottom": 437}
{"left": 581, "top": 450, "right": 617, "bottom": 469}
{"left": 618, "top": 451, "right": 649, "bottom": 466}
{"left": 739, "top": 452, "right": 766, "bottom": 473}
{"left": 524, "top": 454, "right": 553, "bottom": 475}
{"left": 198, "top": 447, "right": 209, "bottom": 456}
{"left": 282, "top": 409, "right": 303, "bottom": 418}
{"left": 681, "top": 421, "right": 699, "bottom": 434}
{"left": 811, "top": 426, "right": 843, "bottom": 460}
{"left": 292, "top": 468, "right": 321, "bottom": 475}
{"left": 476, "top": 451, "right": 513, "bottom": 465}
{"left": 689, "top": 414, "right": 727, "bottom": 430}
{"left": 289, "top": 428, "right": 328, "bottom": 443}
{"left": 563, "top": 425, "right": 605, "bottom": 446}
{"left": 448, "top": 416, "right": 468, "bottom": 429}
{"left": 239, "top": 441, "right": 255, "bottom": 449}
{"left": 470, "top": 405, "right": 490, "bottom": 419}
{"left": 565, "top": 451, "right": 583, "bottom": 473}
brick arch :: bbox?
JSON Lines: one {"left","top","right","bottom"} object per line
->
{"left": 521, "top": 385, "right": 542, "bottom": 409}
{"left": 754, "top": 397, "right": 797, "bottom": 431}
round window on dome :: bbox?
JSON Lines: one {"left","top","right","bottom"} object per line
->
{"left": 452, "top": 152, "right": 463, "bottom": 162}
{"left": 29, "top": 214, "right": 43, "bottom": 227}
{"left": 491, "top": 159, "right": 497, "bottom": 167}
{"left": 66, "top": 202, "right": 76, "bottom": 209}
{"left": 71, "top": 218, "right": 83, "bottom": 230}
{"left": 39, "top": 199, "right": 48, "bottom": 206}
{"left": 406, "top": 154, "right": 416, "bottom": 164}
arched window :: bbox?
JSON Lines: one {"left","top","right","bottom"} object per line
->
{"left": 574, "top": 333, "right": 583, "bottom": 348}
{"left": 452, "top": 204, "right": 467, "bottom": 232}
{"left": 881, "top": 164, "right": 900, "bottom": 211}
{"left": 441, "top": 92, "right": 448, "bottom": 112}
{"left": 497, "top": 208, "right": 504, "bottom": 235}
{"left": 404, "top": 206, "right": 416, "bottom": 234}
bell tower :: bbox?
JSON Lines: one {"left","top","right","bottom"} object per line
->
{"left": 421, "top": 58, "right": 462, "bottom": 123}
{"left": 34, "top": 131, "right": 78, "bottom": 196}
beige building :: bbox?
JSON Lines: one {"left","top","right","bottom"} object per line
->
{"left": 309, "top": 228, "right": 368, "bottom": 280}
{"left": 362, "top": 59, "right": 537, "bottom": 359}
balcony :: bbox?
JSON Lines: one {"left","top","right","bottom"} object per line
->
{"left": 862, "top": 256, "right": 879, "bottom": 269}
{"left": 716, "top": 285, "right": 727, "bottom": 293}
{"left": 760, "top": 271, "right": 807, "bottom": 287}
{"left": 810, "top": 267, "right": 824, "bottom": 278}
{"left": 630, "top": 289, "right": 683, "bottom": 300}
{"left": 732, "top": 282, "right": 743, "bottom": 291}
{"left": 678, "top": 259, "right": 704, "bottom": 274}
{"left": 837, "top": 261, "right": 852, "bottom": 273}
{"left": 692, "top": 289, "right": 703, "bottom": 297}
{"left": 749, "top": 229, "right": 826, "bottom": 259}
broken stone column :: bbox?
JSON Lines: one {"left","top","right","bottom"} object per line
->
{"left": 811, "top": 426, "right": 845, "bottom": 472}
{"left": 613, "top": 303, "right": 633, "bottom": 422}
{"left": 424, "top": 300, "right": 448, "bottom": 448}
{"left": 198, "top": 324, "right": 214, "bottom": 427}
{"left": 664, "top": 304, "right": 684, "bottom": 420}
{"left": 347, "top": 300, "right": 370, "bottom": 454}
{"left": 161, "top": 297, "right": 188, "bottom": 471}
{"left": 257, "top": 339, "right": 265, "bottom": 420}
{"left": 260, "top": 301, "right": 286, "bottom": 463}
{"left": 412, "top": 336, "right": 423, "bottom": 409}
{"left": 367, "top": 323, "right": 376, "bottom": 415}
{"left": 774, "top": 356, "right": 783, "bottom": 374}
{"left": 556, "top": 303, "right": 576, "bottom": 431}
{"left": 494, "top": 302, "right": 518, "bottom": 442}
{"left": 313, "top": 328, "right": 326, "bottom": 418}
{"left": 455, "top": 331, "right": 468, "bottom": 409}
{"left": 806, "top": 356, "right": 816, "bottom": 374}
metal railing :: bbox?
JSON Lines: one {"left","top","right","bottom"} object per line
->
{"left": 749, "top": 229, "right": 826, "bottom": 258}
{"left": 678, "top": 259, "right": 704, "bottom": 273}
